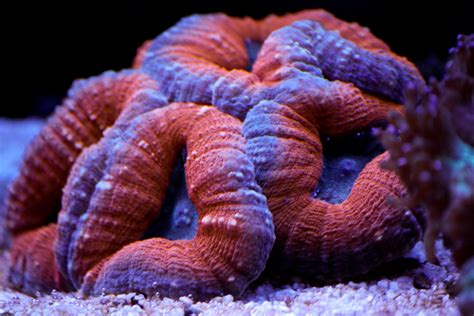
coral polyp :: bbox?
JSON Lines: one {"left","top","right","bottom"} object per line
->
{"left": 380, "top": 34, "right": 473, "bottom": 315}
{"left": 380, "top": 34, "right": 474, "bottom": 265}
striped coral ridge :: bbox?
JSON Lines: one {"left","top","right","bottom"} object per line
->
{"left": 55, "top": 103, "right": 274, "bottom": 299}
{"left": 3, "top": 70, "right": 159, "bottom": 236}
{"left": 243, "top": 101, "right": 424, "bottom": 278}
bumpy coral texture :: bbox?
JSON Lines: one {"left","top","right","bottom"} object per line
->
{"left": 143, "top": 11, "right": 425, "bottom": 278}
{"left": 3, "top": 71, "right": 160, "bottom": 236}
{"left": 4, "top": 88, "right": 275, "bottom": 299}
{"left": 1, "top": 9, "right": 425, "bottom": 298}
{"left": 60, "top": 103, "right": 274, "bottom": 299}
{"left": 380, "top": 34, "right": 473, "bottom": 315}
{"left": 240, "top": 22, "right": 425, "bottom": 278}
{"left": 142, "top": 10, "right": 423, "bottom": 120}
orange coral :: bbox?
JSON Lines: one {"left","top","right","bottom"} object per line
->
{"left": 56, "top": 103, "right": 274, "bottom": 298}
{"left": 8, "top": 224, "right": 70, "bottom": 292}
{"left": 1, "top": 9, "right": 426, "bottom": 297}
{"left": 238, "top": 19, "right": 425, "bottom": 277}
{"left": 143, "top": 10, "right": 422, "bottom": 119}
{"left": 3, "top": 71, "right": 162, "bottom": 237}
{"left": 244, "top": 101, "right": 424, "bottom": 278}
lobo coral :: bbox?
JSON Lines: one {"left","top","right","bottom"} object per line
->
{"left": 1, "top": 9, "right": 425, "bottom": 298}
{"left": 59, "top": 103, "right": 274, "bottom": 299}
{"left": 240, "top": 18, "right": 425, "bottom": 278}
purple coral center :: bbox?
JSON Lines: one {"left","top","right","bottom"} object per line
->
{"left": 245, "top": 39, "right": 263, "bottom": 71}
{"left": 142, "top": 150, "right": 198, "bottom": 240}
{"left": 313, "top": 124, "right": 386, "bottom": 204}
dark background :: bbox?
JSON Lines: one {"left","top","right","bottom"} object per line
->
{"left": 5, "top": 0, "right": 472, "bottom": 118}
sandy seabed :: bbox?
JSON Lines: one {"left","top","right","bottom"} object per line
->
{"left": 0, "top": 118, "right": 463, "bottom": 315}
{"left": 0, "top": 241, "right": 461, "bottom": 315}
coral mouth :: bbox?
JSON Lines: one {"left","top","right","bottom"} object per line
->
{"left": 142, "top": 149, "right": 198, "bottom": 240}
{"left": 313, "top": 123, "right": 387, "bottom": 204}
{"left": 245, "top": 39, "right": 263, "bottom": 71}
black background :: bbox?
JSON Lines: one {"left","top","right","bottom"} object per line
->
{"left": 5, "top": 0, "right": 472, "bottom": 118}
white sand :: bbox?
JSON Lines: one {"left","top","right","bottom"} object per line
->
{"left": 0, "top": 241, "right": 461, "bottom": 315}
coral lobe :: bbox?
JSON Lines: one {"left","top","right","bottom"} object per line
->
{"left": 1, "top": 9, "right": 428, "bottom": 299}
